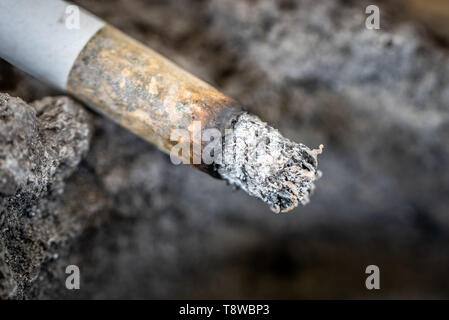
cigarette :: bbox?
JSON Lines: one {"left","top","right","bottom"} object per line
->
{"left": 0, "top": 0, "right": 323, "bottom": 213}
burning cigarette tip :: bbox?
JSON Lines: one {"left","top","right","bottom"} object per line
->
{"left": 218, "top": 113, "right": 323, "bottom": 213}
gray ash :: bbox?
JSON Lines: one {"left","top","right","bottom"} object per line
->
{"left": 218, "top": 113, "right": 323, "bottom": 213}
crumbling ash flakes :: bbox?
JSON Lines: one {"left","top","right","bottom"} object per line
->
{"left": 219, "top": 113, "right": 322, "bottom": 213}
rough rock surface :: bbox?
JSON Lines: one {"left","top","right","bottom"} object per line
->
{"left": 1, "top": 0, "right": 449, "bottom": 299}
{"left": 0, "top": 94, "right": 92, "bottom": 299}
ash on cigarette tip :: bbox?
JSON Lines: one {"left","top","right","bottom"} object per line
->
{"left": 218, "top": 113, "right": 323, "bottom": 213}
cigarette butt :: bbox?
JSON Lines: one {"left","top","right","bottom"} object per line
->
{"left": 0, "top": 0, "right": 323, "bottom": 213}
{"left": 67, "top": 25, "right": 243, "bottom": 174}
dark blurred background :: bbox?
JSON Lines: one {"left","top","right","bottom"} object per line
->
{"left": 1, "top": 0, "right": 449, "bottom": 299}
